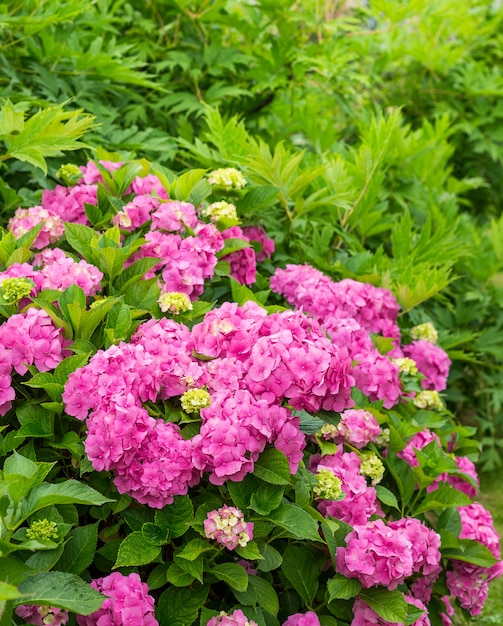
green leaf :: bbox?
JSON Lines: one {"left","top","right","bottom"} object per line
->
{"left": 54, "top": 524, "right": 98, "bottom": 575}
{"left": 16, "top": 404, "right": 54, "bottom": 438}
{"left": 0, "top": 582, "right": 21, "bottom": 602}
{"left": 176, "top": 538, "right": 213, "bottom": 561}
{"left": 16, "top": 571, "right": 104, "bottom": 615}
{"left": 327, "top": 574, "right": 361, "bottom": 601}
{"left": 281, "top": 545, "right": 324, "bottom": 603}
{"left": 124, "top": 278, "right": 160, "bottom": 311}
{"left": 142, "top": 523, "right": 168, "bottom": 547}
{"left": 413, "top": 485, "right": 471, "bottom": 516}
{"left": 21, "top": 480, "right": 113, "bottom": 523}
{"left": 166, "top": 563, "right": 196, "bottom": 587}
{"left": 171, "top": 169, "right": 207, "bottom": 201}
{"left": 233, "top": 576, "right": 279, "bottom": 615}
{"left": 235, "top": 540, "right": 263, "bottom": 561}
{"left": 249, "top": 483, "right": 284, "bottom": 515}
{"left": 114, "top": 531, "right": 161, "bottom": 568}
{"left": 253, "top": 448, "right": 291, "bottom": 485}
{"left": 211, "top": 563, "right": 248, "bottom": 592}
{"left": 155, "top": 495, "right": 194, "bottom": 538}
{"left": 442, "top": 539, "right": 498, "bottom": 567}
{"left": 375, "top": 485, "right": 400, "bottom": 510}
{"left": 63, "top": 222, "right": 97, "bottom": 259}
{"left": 266, "top": 504, "right": 321, "bottom": 542}
{"left": 175, "top": 554, "right": 204, "bottom": 583}
{"left": 257, "top": 543, "right": 282, "bottom": 572}
{"left": 358, "top": 588, "right": 408, "bottom": 623}
{"left": 293, "top": 410, "right": 325, "bottom": 435}
{"left": 157, "top": 584, "right": 209, "bottom": 626}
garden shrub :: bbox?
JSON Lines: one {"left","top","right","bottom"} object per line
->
{"left": 0, "top": 159, "right": 501, "bottom": 625}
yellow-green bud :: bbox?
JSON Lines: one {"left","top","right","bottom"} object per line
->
{"left": 181, "top": 388, "right": 211, "bottom": 414}
{"left": 316, "top": 423, "right": 339, "bottom": 440}
{"left": 414, "top": 390, "right": 443, "bottom": 410}
{"left": 202, "top": 201, "right": 239, "bottom": 222}
{"left": 360, "top": 453, "right": 385, "bottom": 485}
{"left": 26, "top": 519, "right": 58, "bottom": 541}
{"left": 208, "top": 168, "right": 247, "bottom": 190}
{"left": 1, "top": 277, "right": 33, "bottom": 302}
{"left": 392, "top": 357, "right": 418, "bottom": 376}
{"left": 313, "top": 468, "right": 343, "bottom": 500}
{"left": 158, "top": 291, "right": 193, "bottom": 315}
{"left": 56, "top": 163, "right": 83, "bottom": 186}
{"left": 410, "top": 322, "right": 438, "bottom": 344}
{"left": 89, "top": 296, "right": 110, "bottom": 309}
{"left": 375, "top": 428, "right": 390, "bottom": 448}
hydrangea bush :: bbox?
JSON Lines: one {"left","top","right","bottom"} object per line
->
{"left": 0, "top": 160, "right": 501, "bottom": 626}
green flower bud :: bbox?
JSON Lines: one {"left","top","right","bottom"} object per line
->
{"left": 181, "top": 388, "right": 211, "bottom": 414}
{"left": 410, "top": 322, "right": 438, "bottom": 344}
{"left": 208, "top": 168, "right": 247, "bottom": 190}
{"left": 56, "top": 163, "right": 83, "bottom": 186}
{"left": 26, "top": 519, "right": 58, "bottom": 541}
{"left": 202, "top": 201, "right": 239, "bottom": 222}
{"left": 360, "top": 453, "right": 385, "bottom": 485}
{"left": 313, "top": 468, "right": 343, "bottom": 500}
{"left": 1, "top": 277, "right": 34, "bottom": 302}
{"left": 158, "top": 291, "right": 193, "bottom": 315}
{"left": 414, "top": 390, "right": 443, "bottom": 410}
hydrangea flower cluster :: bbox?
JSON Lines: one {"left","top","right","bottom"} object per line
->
{"left": 204, "top": 505, "right": 254, "bottom": 550}
{"left": 207, "top": 167, "right": 247, "bottom": 190}
{"left": 63, "top": 302, "right": 355, "bottom": 505}
{"left": 26, "top": 519, "right": 58, "bottom": 540}
{"left": 270, "top": 264, "right": 453, "bottom": 409}
{"left": 309, "top": 450, "right": 379, "bottom": 525}
{"left": 282, "top": 612, "right": 320, "bottom": 626}
{"left": 8, "top": 205, "right": 65, "bottom": 249}
{"left": 15, "top": 604, "right": 69, "bottom": 626}
{"left": 334, "top": 409, "right": 381, "bottom": 448}
{"left": 76, "top": 572, "right": 158, "bottom": 626}
{"left": 351, "top": 596, "right": 430, "bottom": 626}
{"left": 207, "top": 609, "right": 257, "bottom": 626}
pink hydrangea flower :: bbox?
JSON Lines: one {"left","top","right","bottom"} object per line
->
{"left": 335, "top": 409, "right": 381, "bottom": 448}
{"left": 42, "top": 183, "right": 97, "bottom": 224}
{"left": 311, "top": 450, "right": 379, "bottom": 525}
{"left": 8, "top": 205, "right": 65, "bottom": 249}
{"left": 79, "top": 160, "right": 123, "bottom": 184}
{"left": 351, "top": 595, "right": 430, "bottom": 626}
{"left": 388, "top": 517, "right": 441, "bottom": 576}
{"left": 113, "top": 194, "right": 162, "bottom": 230}
{"left": 204, "top": 504, "right": 254, "bottom": 550}
{"left": 131, "top": 173, "right": 169, "bottom": 198}
{"left": 76, "top": 572, "right": 158, "bottom": 626}
{"left": 34, "top": 248, "right": 103, "bottom": 296}
{"left": 221, "top": 226, "right": 256, "bottom": 285}
{"left": 396, "top": 429, "right": 441, "bottom": 467}
{"left": 336, "top": 519, "right": 414, "bottom": 589}
{"left": 151, "top": 200, "right": 198, "bottom": 232}
{"left": 242, "top": 225, "right": 275, "bottom": 262}
{"left": 403, "top": 340, "right": 451, "bottom": 391}
{"left": 0, "top": 308, "right": 67, "bottom": 375}
{"left": 207, "top": 609, "right": 258, "bottom": 626}
{"left": 16, "top": 604, "right": 69, "bottom": 626}
{"left": 352, "top": 351, "right": 402, "bottom": 409}
{"left": 282, "top": 612, "right": 320, "bottom": 626}
{"left": 440, "top": 596, "right": 455, "bottom": 626}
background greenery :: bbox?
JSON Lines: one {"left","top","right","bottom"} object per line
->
{"left": 1, "top": 2, "right": 503, "bottom": 621}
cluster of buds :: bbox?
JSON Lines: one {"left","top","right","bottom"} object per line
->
{"left": 414, "top": 390, "right": 443, "bottom": 410}
{"left": 0, "top": 277, "right": 34, "bottom": 303}
{"left": 56, "top": 163, "right": 83, "bottom": 186}
{"left": 202, "top": 201, "right": 239, "bottom": 223}
{"left": 392, "top": 357, "right": 418, "bottom": 377}
{"left": 26, "top": 519, "right": 58, "bottom": 541}
{"left": 207, "top": 609, "right": 258, "bottom": 626}
{"left": 208, "top": 168, "right": 247, "bottom": 191}
{"left": 180, "top": 388, "right": 211, "bottom": 414}
{"left": 158, "top": 291, "right": 193, "bottom": 315}
{"left": 204, "top": 505, "right": 254, "bottom": 550}
{"left": 360, "top": 453, "right": 385, "bottom": 485}
{"left": 411, "top": 322, "right": 438, "bottom": 344}
{"left": 313, "top": 468, "right": 343, "bottom": 500}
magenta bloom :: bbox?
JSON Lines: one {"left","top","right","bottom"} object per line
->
{"left": 204, "top": 505, "right": 254, "bottom": 550}
{"left": 242, "top": 225, "right": 275, "bottom": 262}
{"left": 207, "top": 609, "right": 258, "bottom": 626}
{"left": 403, "top": 340, "right": 451, "bottom": 391}
{"left": 76, "top": 572, "right": 158, "bottom": 626}
{"left": 8, "top": 205, "right": 64, "bottom": 249}
{"left": 336, "top": 519, "right": 414, "bottom": 589}
{"left": 335, "top": 409, "right": 381, "bottom": 448}
{"left": 396, "top": 429, "right": 441, "bottom": 467}
{"left": 282, "top": 612, "right": 320, "bottom": 626}
{"left": 352, "top": 351, "right": 402, "bottom": 409}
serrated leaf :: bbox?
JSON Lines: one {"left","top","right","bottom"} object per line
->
{"left": 211, "top": 563, "right": 248, "bottom": 592}
{"left": 375, "top": 485, "right": 400, "bottom": 510}
{"left": 253, "top": 448, "right": 291, "bottom": 485}
{"left": 281, "top": 545, "right": 324, "bottom": 603}
{"left": 16, "top": 571, "right": 104, "bottom": 615}
{"left": 155, "top": 495, "right": 194, "bottom": 538}
{"left": 358, "top": 588, "right": 408, "bottom": 623}
{"left": 114, "top": 531, "right": 161, "bottom": 568}
{"left": 249, "top": 483, "right": 284, "bottom": 515}
{"left": 327, "top": 574, "right": 361, "bottom": 601}
{"left": 257, "top": 544, "right": 282, "bottom": 572}
{"left": 54, "top": 524, "right": 98, "bottom": 575}
{"left": 266, "top": 504, "right": 321, "bottom": 541}
{"left": 157, "top": 584, "right": 209, "bottom": 626}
